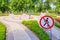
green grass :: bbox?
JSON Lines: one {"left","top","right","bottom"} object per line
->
{"left": 50, "top": 13, "right": 60, "bottom": 28}
{"left": 26, "top": 12, "right": 40, "bottom": 16}
{"left": 49, "top": 13, "right": 60, "bottom": 18}
{"left": 49, "top": 13, "right": 57, "bottom": 17}
{"left": 0, "top": 12, "right": 8, "bottom": 16}
{"left": 54, "top": 21, "right": 60, "bottom": 28}
{"left": 30, "top": 13, "right": 40, "bottom": 16}
{"left": 0, "top": 22, "right": 6, "bottom": 40}
{"left": 22, "top": 20, "right": 50, "bottom": 40}
{"left": 46, "top": 13, "right": 60, "bottom": 28}
{"left": 13, "top": 11, "right": 22, "bottom": 15}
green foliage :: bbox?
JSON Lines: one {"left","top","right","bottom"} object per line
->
{"left": 22, "top": 20, "right": 50, "bottom": 40}
{"left": 55, "top": 0, "right": 60, "bottom": 12}
{"left": 0, "top": 0, "right": 10, "bottom": 12}
{"left": 0, "top": 0, "right": 59, "bottom": 13}
{"left": 0, "top": 22, "right": 6, "bottom": 40}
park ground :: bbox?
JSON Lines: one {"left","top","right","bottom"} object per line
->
{"left": 0, "top": 13, "right": 60, "bottom": 40}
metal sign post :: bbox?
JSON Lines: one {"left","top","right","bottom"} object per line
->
{"left": 49, "top": 29, "right": 52, "bottom": 40}
{"left": 39, "top": 16, "right": 54, "bottom": 40}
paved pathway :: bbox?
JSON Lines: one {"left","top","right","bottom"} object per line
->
{"left": 46, "top": 26, "right": 60, "bottom": 40}
{"left": 0, "top": 14, "right": 39, "bottom": 40}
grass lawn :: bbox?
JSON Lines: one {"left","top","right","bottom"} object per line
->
{"left": 47, "top": 13, "right": 60, "bottom": 28}
{"left": 0, "top": 22, "right": 6, "bottom": 40}
{"left": 49, "top": 13, "right": 57, "bottom": 18}
{"left": 49, "top": 13, "right": 60, "bottom": 18}
{"left": 26, "top": 12, "right": 40, "bottom": 16}
{"left": 22, "top": 20, "right": 50, "bottom": 40}
{"left": 13, "top": 11, "right": 22, "bottom": 15}
{"left": 46, "top": 13, "right": 60, "bottom": 28}
{"left": 29, "top": 12, "right": 40, "bottom": 16}
{"left": 54, "top": 21, "right": 60, "bottom": 28}
{"left": 0, "top": 12, "right": 8, "bottom": 16}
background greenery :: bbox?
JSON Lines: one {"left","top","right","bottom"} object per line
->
{"left": 0, "top": 0, "right": 60, "bottom": 13}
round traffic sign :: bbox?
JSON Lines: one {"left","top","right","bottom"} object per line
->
{"left": 40, "top": 16, "right": 54, "bottom": 30}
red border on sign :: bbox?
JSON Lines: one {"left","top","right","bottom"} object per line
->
{"left": 40, "top": 16, "right": 54, "bottom": 30}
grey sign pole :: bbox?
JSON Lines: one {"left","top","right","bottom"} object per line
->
{"left": 49, "top": 29, "right": 52, "bottom": 40}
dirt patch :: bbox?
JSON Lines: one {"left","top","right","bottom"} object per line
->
{"left": 55, "top": 17, "right": 60, "bottom": 23}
